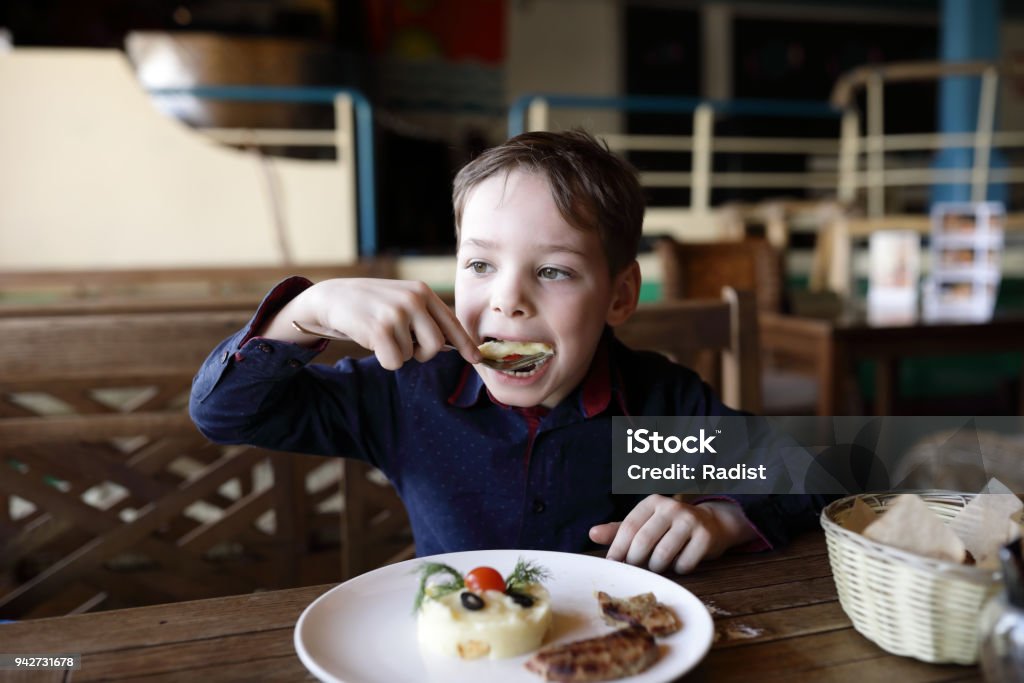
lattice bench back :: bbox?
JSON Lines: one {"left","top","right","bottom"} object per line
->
{"left": 0, "top": 309, "right": 411, "bottom": 618}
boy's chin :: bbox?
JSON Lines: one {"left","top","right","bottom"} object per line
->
{"left": 481, "top": 379, "right": 558, "bottom": 409}
{"left": 486, "top": 385, "right": 545, "bottom": 408}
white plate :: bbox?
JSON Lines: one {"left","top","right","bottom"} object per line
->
{"left": 294, "top": 549, "right": 714, "bottom": 683}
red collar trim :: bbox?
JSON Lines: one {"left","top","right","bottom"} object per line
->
{"left": 579, "top": 333, "right": 612, "bottom": 418}
{"left": 446, "top": 368, "right": 551, "bottom": 420}
{"left": 447, "top": 364, "right": 482, "bottom": 407}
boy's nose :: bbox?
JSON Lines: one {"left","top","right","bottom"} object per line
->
{"left": 490, "top": 275, "right": 532, "bottom": 317}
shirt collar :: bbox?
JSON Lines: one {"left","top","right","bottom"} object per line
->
{"left": 578, "top": 329, "right": 613, "bottom": 417}
{"left": 446, "top": 328, "right": 616, "bottom": 418}
{"left": 447, "top": 362, "right": 486, "bottom": 408}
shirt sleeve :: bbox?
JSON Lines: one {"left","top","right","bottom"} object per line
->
{"left": 680, "top": 367, "right": 838, "bottom": 550}
{"left": 188, "top": 276, "right": 399, "bottom": 469}
{"left": 710, "top": 493, "right": 837, "bottom": 549}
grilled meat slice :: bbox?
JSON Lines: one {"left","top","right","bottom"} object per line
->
{"left": 524, "top": 625, "right": 659, "bottom": 682}
{"left": 596, "top": 592, "right": 681, "bottom": 637}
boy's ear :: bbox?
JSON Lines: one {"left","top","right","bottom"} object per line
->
{"left": 605, "top": 260, "right": 641, "bottom": 327}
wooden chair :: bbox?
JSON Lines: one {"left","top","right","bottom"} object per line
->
{"left": 0, "top": 309, "right": 412, "bottom": 617}
{"left": 656, "top": 237, "right": 784, "bottom": 313}
{"left": 614, "top": 288, "right": 762, "bottom": 413}
{"left": 655, "top": 236, "right": 817, "bottom": 414}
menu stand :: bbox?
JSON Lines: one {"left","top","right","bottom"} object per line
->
{"left": 923, "top": 202, "right": 1004, "bottom": 322}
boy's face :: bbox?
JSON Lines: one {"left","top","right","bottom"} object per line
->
{"left": 455, "top": 170, "right": 638, "bottom": 409}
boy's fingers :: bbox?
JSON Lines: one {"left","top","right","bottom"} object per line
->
{"left": 625, "top": 515, "right": 672, "bottom": 567}
{"left": 409, "top": 313, "right": 447, "bottom": 362}
{"left": 427, "top": 297, "right": 481, "bottom": 363}
{"left": 605, "top": 505, "right": 654, "bottom": 562}
{"left": 393, "top": 322, "right": 416, "bottom": 362}
{"left": 373, "top": 325, "right": 411, "bottom": 370}
{"left": 648, "top": 523, "right": 693, "bottom": 573}
{"left": 673, "top": 529, "right": 711, "bottom": 574}
{"left": 373, "top": 340, "right": 403, "bottom": 370}
{"left": 589, "top": 522, "right": 619, "bottom": 545}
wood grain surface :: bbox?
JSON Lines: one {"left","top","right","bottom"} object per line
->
{"left": 0, "top": 533, "right": 981, "bottom": 682}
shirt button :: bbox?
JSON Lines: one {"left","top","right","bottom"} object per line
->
{"left": 532, "top": 498, "right": 546, "bottom": 514}
{"left": 287, "top": 359, "right": 302, "bottom": 368}
{"left": 258, "top": 343, "right": 272, "bottom": 353}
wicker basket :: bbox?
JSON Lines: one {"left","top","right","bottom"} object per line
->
{"left": 821, "top": 491, "right": 1000, "bottom": 664}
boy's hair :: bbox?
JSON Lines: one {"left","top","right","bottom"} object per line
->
{"left": 452, "top": 130, "right": 645, "bottom": 275}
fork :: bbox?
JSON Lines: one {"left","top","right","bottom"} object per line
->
{"left": 291, "top": 321, "right": 552, "bottom": 371}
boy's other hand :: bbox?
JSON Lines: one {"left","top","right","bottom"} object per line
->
{"left": 589, "top": 495, "right": 757, "bottom": 574}
{"left": 267, "top": 279, "right": 482, "bottom": 369}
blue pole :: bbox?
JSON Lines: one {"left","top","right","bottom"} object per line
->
{"left": 348, "top": 90, "right": 377, "bottom": 256}
{"left": 933, "top": 0, "right": 1005, "bottom": 203}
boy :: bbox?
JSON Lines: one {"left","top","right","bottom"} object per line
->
{"left": 190, "top": 130, "right": 817, "bottom": 575}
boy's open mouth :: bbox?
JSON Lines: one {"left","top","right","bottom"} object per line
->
{"left": 479, "top": 338, "right": 554, "bottom": 376}
{"left": 495, "top": 354, "right": 552, "bottom": 376}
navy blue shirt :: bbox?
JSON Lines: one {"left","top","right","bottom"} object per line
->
{"left": 189, "top": 277, "right": 822, "bottom": 556}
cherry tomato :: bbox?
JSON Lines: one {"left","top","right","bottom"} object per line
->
{"left": 464, "top": 566, "right": 506, "bottom": 593}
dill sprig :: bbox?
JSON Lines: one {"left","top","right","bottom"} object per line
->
{"left": 504, "top": 558, "right": 551, "bottom": 592}
{"left": 412, "top": 561, "right": 464, "bottom": 612}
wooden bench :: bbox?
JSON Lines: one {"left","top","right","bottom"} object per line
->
{"left": 0, "top": 262, "right": 395, "bottom": 317}
{"left": 0, "top": 284, "right": 761, "bottom": 618}
{"left": 0, "top": 309, "right": 412, "bottom": 618}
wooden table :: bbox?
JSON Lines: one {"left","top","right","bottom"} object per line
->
{"left": 760, "top": 311, "right": 1024, "bottom": 416}
{"left": 0, "top": 532, "right": 980, "bottom": 682}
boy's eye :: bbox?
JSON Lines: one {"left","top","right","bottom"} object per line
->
{"left": 538, "top": 266, "right": 570, "bottom": 281}
{"left": 467, "top": 260, "right": 493, "bottom": 274}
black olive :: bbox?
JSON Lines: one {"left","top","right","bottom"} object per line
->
{"left": 507, "top": 590, "right": 534, "bottom": 608}
{"left": 460, "top": 591, "right": 484, "bottom": 611}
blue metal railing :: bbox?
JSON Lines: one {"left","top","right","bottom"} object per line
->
{"left": 509, "top": 92, "right": 845, "bottom": 216}
{"left": 508, "top": 93, "right": 841, "bottom": 137}
{"left": 507, "top": 92, "right": 843, "bottom": 137}
{"left": 148, "top": 85, "right": 377, "bottom": 256}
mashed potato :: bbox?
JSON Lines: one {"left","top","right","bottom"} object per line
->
{"left": 477, "top": 340, "right": 553, "bottom": 360}
{"left": 417, "top": 584, "right": 552, "bottom": 659}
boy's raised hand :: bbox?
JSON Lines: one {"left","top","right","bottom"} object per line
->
{"left": 263, "top": 279, "right": 482, "bottom": 369}
{"left": 589, "top": 495, "right": 757, "bottom": 574}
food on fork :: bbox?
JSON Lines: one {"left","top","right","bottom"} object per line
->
{"left": 478, "top": 339, "right": 553, "bottom": 360}
{"left": 414, "top": 559, "right": 553, "bottom": 660}
{"left": 596, "top": 591, "right": 682, "bottom": 636}
{"left": 525, "top": 625, "right": 659, "bottom": 682}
